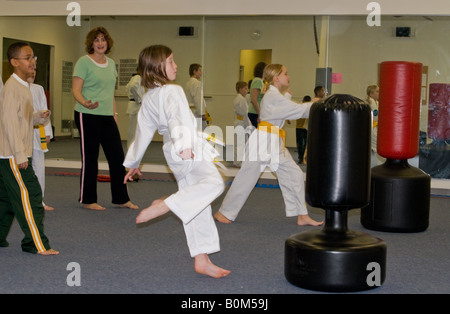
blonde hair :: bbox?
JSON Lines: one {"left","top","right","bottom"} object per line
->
{"left": 261, "top": 64, "right": 283, "bottom": 94}
{"left": 366, "top": 85, "right": 378, "bottom": 102}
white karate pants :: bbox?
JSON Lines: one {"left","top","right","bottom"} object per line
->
{"left": 164, "top": 158, "right": 224, "bottom": 257}
{"left": 32, "top": 149, "right": 46, "bottom": 199}
{"left": 219, "top": 134, "right": 308, "bottom": 221}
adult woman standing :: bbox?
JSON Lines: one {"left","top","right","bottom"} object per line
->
{"left": 247, "top": 62, "right": 266, "bottom": 128}
{"left": 72, "top": 27, "right": 137, "bottom": 210}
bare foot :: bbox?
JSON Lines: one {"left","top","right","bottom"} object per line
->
{"left": 194, "top": 254, "right": 230, "bottom": 278}
{"left": 136, "top": 198, "right": 170, "bottom": 224}
{"left": 38, "top": 248, "right": 60, "bottom": 256}
{"left": 83, "top": 203, "right": 105, "bottom": 210}
{"left": 297, "top": 214, "right": 324, "bottom": 226}
{"left": 120, "top": 201, "right": 139, "bottom": 210}
{"left": 213, "top": 211, "right": 232, "bottom": 224}
{"left": 44, "top": 205, "right": 54, "bottom": 211}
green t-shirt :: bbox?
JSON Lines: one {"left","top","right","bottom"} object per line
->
{"left": 249, "top": 77, "right": 264, "bottom": 114}
{"left": 73, "top": 55, "right": 117, "bottom": 116}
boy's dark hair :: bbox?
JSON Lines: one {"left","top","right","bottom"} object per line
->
{"left": 314, "top": 86, "right": 324, "bottom": 96}
{"left": 189, "top": 63, "right": 202, "bottom": 76}
{"left": 302, "top": 95, "right": 312, "bottom": 102}
{"left": 7, "top": 42, "right": 30, "bottom": 62}
{"left": 85, "top": 27, "right": 114, "bottom": 54}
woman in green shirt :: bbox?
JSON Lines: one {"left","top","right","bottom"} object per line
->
{"left": 248, "top": 62, "right": 266, "bottom": 128}
{"left": 72, "top": 27, "right": 137, "bottom": 211}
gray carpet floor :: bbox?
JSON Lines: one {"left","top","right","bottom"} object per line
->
{"left": 0, "top": 138, "right": 449, "bottom": 295}
{"left": 1, "top": 172, "right": 449, "bottom": 295}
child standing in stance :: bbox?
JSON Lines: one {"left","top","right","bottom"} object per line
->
{"left": 214, "top": 64, "right": 323, "bottom": 227}
{"left": 123, "top": 45, "right": 230, "bottom": 278}
{"left": 0, "top": 42, "right": 58, "bottom": 255}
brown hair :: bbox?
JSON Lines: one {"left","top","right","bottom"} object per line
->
{"left": 235, "top": 81, "right": 248, "bottom": 93}
{"left": 189, "top": 63, "right": 202, "bottom": 76}
{"left": 253, "top": 62, "right": 266, "bottom": 78}
{"left": 85, "top": 27, "right": 114, "bottom": 54}
{"left": 138, "top": 45, "right": 173, "bottom": 89}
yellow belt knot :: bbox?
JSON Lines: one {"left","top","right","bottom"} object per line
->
{"left": 257, "top": 121, "right": 286, "bottom": 156}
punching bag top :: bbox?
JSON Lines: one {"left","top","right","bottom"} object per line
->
{"left": 316, "top": 94, "right": 369, "bottom": 112}
{"left": 306, "top": 94, "right": 372, "bottom": 210}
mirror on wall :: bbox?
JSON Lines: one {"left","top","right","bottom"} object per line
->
{"left": 1, "top": 14, "right": 448, "bottom": 179}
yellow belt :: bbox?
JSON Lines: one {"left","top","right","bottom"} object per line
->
{"left": 257, "top": 121, "right": 286, "bottom": 156}
{"left": 236, "top": 115, "right": 243, "bottom": 120}
{"left": 34, "top": 125, "right": 47, "bottom": 150}
{"left": 205, "top": 110, "right": 212, "bottom": 126}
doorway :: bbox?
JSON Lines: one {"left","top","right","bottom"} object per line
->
{"left": 239, "top": 49, "right": 272, "bottom": 83}
{"left": 2, "top": 37, "right": 52, "bottom": 109}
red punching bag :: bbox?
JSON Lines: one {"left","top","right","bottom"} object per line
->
{"left": 362, "top": 61, "right": 430, "bottom": 233}
{"left": 377, "top": 61, "right": 422, "bottom": 159}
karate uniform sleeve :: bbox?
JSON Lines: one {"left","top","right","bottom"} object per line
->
{"left": 192, "top": 80, "right": 205, "bottom": 116}
{"left": 36, "top": 85, "right": 53, "bottom": 139}
{"left": 261, "top": 89, "right": 313, "bottom": 121}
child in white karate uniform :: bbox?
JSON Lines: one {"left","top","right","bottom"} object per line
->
{"left": 232, "top": 81, "right": 253, "bottom": 167}
{"left": 28, "top": 72, "right": 54, "bottom": 211}
{"left": 123, "top": 45, "right": 230, "bottom": 279}
{"left": 214, "top": 64, "right": 323, "bottom": 226}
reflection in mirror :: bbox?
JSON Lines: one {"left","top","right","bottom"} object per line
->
{"left": 1, "top": 14, "right": 447, "bottom": 185}
{"left": 239, "top": 49, "right": 271, "bottom": 83}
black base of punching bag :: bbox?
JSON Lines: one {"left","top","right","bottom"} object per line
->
{"left": 285, "top": 210, "right": 386, "bottom": 292}
{"left": 361, "top": 159, "right": 430, "bottom": 232}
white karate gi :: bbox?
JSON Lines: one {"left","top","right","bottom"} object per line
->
{"left": 233, "top": 93, "right": 253, "bottom": 166}
{"left": 368, "top": 97, "right": 385, "bottom": 167}
{"left": 125, "top": 74, "right": 145, "bottom": 148}
{"left": 124, "top": 84, "right": 224, "bottom": 257}
{"left": 184, "top": 77, "right": 207, "bottom": 130}
{"left": 30, "top": 83, "right": 53, "bottom": 201}
{"left": 219, "top": 85, "right": 313, "bottom": 221}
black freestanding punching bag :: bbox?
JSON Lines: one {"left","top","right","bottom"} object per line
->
{"left": 361, "top": 61, "right": 430, "bottom": 232}
{"left": 284, "top": 95, "right": 387, "bottom": 292}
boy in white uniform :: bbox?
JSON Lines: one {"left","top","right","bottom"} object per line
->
{"left": 124, "top": 45, "right": 230, "bottom": 279}
{"left": 232, "top": 81, "right": 253, "bottom": 167}
{"left": 184, "top": 63, "right": 207, "bottom": 130}
{"left": 125, "top": 73, "right": 144, "bottom": 149}
{"left": 28, "top": 72, "right": 54, "bottom": 210}
{"left": 214, "top": 64, "right": 323, "bottom": 227}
